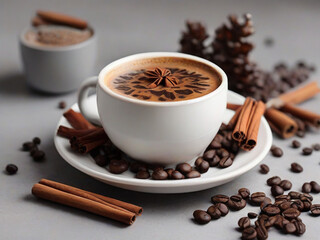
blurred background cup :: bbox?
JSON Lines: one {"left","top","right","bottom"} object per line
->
{"left": 19, "top": 26, "right": 96, "bottom": 94}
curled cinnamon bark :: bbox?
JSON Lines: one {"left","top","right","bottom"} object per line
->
{"left": 63, "top": 109, "right": 95, "bottom": 130}
{"left": 281, "top": 104, "right": 320, "bottom": 128}
{"left": 57, "top": 126, "right": 97, "bottom": 139}
{"left": 227, "top": 106, "right": 243, "bottom": 130}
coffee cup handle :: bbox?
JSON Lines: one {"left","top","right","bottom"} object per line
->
{"left": 77, "top": 76, "right": 101, "bottom": 126}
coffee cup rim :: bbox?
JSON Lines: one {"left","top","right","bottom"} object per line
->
{"left": 98, "top": 52, "right": 228, "bottom": 106}
{"left": 19, "top": 25, "right": 96, "bottom": 52}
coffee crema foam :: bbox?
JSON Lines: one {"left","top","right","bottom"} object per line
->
{"left": 105, "top": 57, "right": 222, "bottom": 102}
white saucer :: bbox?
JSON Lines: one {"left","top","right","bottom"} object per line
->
{"left": 54, "top": 91, "right": 272, "bottom": 194}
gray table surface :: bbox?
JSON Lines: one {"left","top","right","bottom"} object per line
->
{"left": 1, "top": 0, "right": 320, "bottom": 239}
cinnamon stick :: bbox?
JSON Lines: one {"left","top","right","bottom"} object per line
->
{"left": 242, "top": 101, "right": 266, "bottom": 151}
{"left": 63, "top": 109, "right": 95, "bottom": 130}
{"left": 265, "top": 108, "right": 298, "bottom": 138}
{"left": 227, "top": 103, "right": 242, "bottom": 111}
{"left": 227, "top": 106, "right": 243, "bottom": 130}
{"left": 57, "top": 126, "right": 97, "bottom": 139}
{"left": 281, "top": 103, "right": 320, "bottom": 128}
{"left": 32, "top": 16, "right": 49, "bottom": 27}
{"left": 32, "top": 183, "right": 136, "bottom": 225}
{"left": 232, "top": 97, "right": 255, "bottom": 142}
{"left": 37, "top": 10, "right": 88, "bottom": 29}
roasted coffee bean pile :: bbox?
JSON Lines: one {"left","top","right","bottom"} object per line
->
{"left": 193, "top": 187, "right": 320, "bottom": 239}
{"left": 90, "top": 123, "right": 239, "bottom": 179}
{"left": 179, "top": 14, "right": 315, "bottom": 102}
{"left": 259, "top": 164, "right": 269, "bottom": 174}
{"left": 267, "top": 176, "right": 292, "bottom": 197}
{"left": 22, "top": 137, "right": 45, "bottom": 162}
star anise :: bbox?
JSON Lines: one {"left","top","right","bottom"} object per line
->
{"left": 144, "top": 68, "right": 179, "bottom": 88}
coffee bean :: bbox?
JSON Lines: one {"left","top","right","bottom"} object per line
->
{"left": 310, "top": 181, "right": 320, "bottom": 193}
{"left": 289, "top": 191, "right": 301, "bottom": 199}
{"left": 248, "top": 212, "right": 257, "bottom": 219}
{"left": 208, "top": 155, "right": 220, "bottom": 167}
{"left": 313, "top": 143, "right": 320, "bottom": 151}
{"left": 259, "top": 164, "right": 269, "bottom": 174}
{"left": 291, "top": 200, "right": 304, "bottom": 211}
{"left": 33, "top": 150, "right": 45, "bottom": 162}
{"left": 203, "top": 150, "right": 216, "bottom": 161}
{"left": 310, "top": 204, "right": 320, "bottom": 216}
{"left": 33, "top": 137, "right": 41, "bottom": 145}
{"left": 207, "top": 205, "right": 221, "bottom": 219}
{"left": 302, "top": 182, "right": 312, "bottom": 193}
{"left": 148, "top": 164, "right": 164, "bottom": 171}
{"left": 279, "top": 201, "right": 292, "bottom": 211}
{"left": 58, "top": 101, "right": 66, "bottom": 109}
{"left": 242, "top": 227, "right": 257, "bottom": 240}
{"left": 185, "top": 170, "right": 200, "bottom": 178}
{"left": 265, "top": 215, "right": 278, "bottom": 228}
{"left": 238, "top": 217, "right": 251, "bottom": 229}
{"left": 216, "top": 203, "right": 229, "bottom": 216}
{"left": 152, "top": 169, "right": 168, "bottom": 180}
{"left": 255, "top": 219, "right": 268, "bottom": 240}
{"left": 296, "top": 130, "right": 305, "bottom": 138}
{"left": 301, "top": 200, "right": 312, "bottom": 211}
{"left": 291, "top": 162, "right": 303, "bottom": 173}
{"left": 219, "top": 156, "right": 233, "bottom": 168}
{"left": 275, "top": 194, "right": 291, "bottom": 201}
{"left": 227, "top": 197, "right": 246, "bottom": 210}
{"left": 273, "top": 215, "right": 289, "bottom": 229}
{"left": 213, "top": 133, "right": 224, "bottom": 142}
{"left": 165, "top": 168, "right": 174, "bottom": 178}
{"left": 171, "top": 170, "right": 185, "bottom": 180}
{"left": 292, "top": 219, "right": 306, "bottom": 235}
{"left": 30, "top": 147, "right": 38, "bottom": 157}
{"left": 135, "top": 170, "right": 150, "bottom": 179}
{"left": 197, "top": 160, "right": 209, "bottom": 173}
{"left": 271, "top": 147, "right": 283, "bottom": 157}
{"left": 260, "top": 197, "right": 272, "bottom": 210}
{"left": 109, "top": 159, "right": 129, "bottom": 174}
{"left": 194, "top": 157, "right": 204, "bottom": 167}
{"left": 94, "top": 155, "right": 108, "bottom": 167}
{"left": 230, "top": 194, "right": 242, "bottom": 202}
{"left": 292, "top": 140, "right": 301, "bottom": 148}
{"left": 284, "top": 222, "right": 296, "bottom": 233}
{"left": 271, "top": 185, "right": 284, "bottom": 197}
{"left": 251, "top": 192, "right": 266, "bottom": 205}
{"left": 193, "top": 210, "right": 211, "bottom": 224}
{"left": 209, "top": 140, "right": 222, "bottom": 149}
{"left": 238, "top": 188, "right": 250, "bottom": 199}
{"left": 176, "top": 163, "right": 192, "bottom": 174}
{"left": 5, "top": 164, "right": 18, "bottom": 175}
{"left": 211, "top": 194, "right": 229, "bottom": 204}
{"left": 130, "top": 162, "right": 147, "bottom": 173}
{"left": 300, "top": 193, "right": 313, "bottom": 201}
{"left": 267, "top": 176, "right": 281, "bottom": 186}
{"left": 282, "top": 208, "right": 300, "bottom": 219}
{"left": 262, "top": 204, "right": 281, "bottom": 216}
{"left": 279, "top": 180, "right": 292, "bottom": 191}
{"left": 302, "top": 147, "right": 313, "bottom": 155}
{"left": 22, "top": 142, "right": 35, "bottom": 151}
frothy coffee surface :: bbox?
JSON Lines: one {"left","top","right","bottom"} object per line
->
{"left": 25, "top": 25, "right": 92, "bottom": 47}
{"left": 105, "top": 57, "right": 221, "bottom": 102}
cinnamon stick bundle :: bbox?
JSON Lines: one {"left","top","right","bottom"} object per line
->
{"left": 32, "top": 179, "right": 142, "bottom": 225}
{"left": 265, "top": 108, "right": 298, "bottom": 138}
{"left": 281, "top": 104, "right": 320, "bottom": 128}
{"left": 57, "top": 126, "right": 97, "bottom": 139}
{"left": 63, "top": 109, "right": 95, "bottom": 130}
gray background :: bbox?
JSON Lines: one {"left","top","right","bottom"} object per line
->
{"left": 1, "top": 0, "right": 320, "bottom": 239}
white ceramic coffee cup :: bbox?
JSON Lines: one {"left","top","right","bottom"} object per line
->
{"left": 78, "top": 52, "right": 228, "bottom": 165}
{"left": 19, "top": 27, "right": 96, "bottom": 93}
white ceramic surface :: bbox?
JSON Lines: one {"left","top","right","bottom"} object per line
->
{"left": 19, "top": 27, "right": 97, "bottom": 93}
{"left": 54, "top": 91, "right": 272, "bottom": 194}
{"left": 78, "top": 52, "right": 228, "bottom": 165}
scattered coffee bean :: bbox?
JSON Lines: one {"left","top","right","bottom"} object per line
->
{"left": 291, "top": 162, "right": 303, "bottom": 173}
{"left": 310, "top": 204, "right": 320, "bottom": 216}
{"left": 193, "top": 210, "right": 211, "bottom": 224}
{"left": 22, "top": 141, "right": 35, "bottom": 151}
{"left": 171, "top": 170, "right": 185, "bottom": 180}
{"left": 310, "top": 181, "right": 320, "bottom": 193}
{"left": 300, "top": 193, "right": 313, "bottom": 201}
{"left": 241, "top": 226, "right": 257, "bottom": 240}
{"left": 215, "top": 203, "right": 229, "bottom": 216}
{"left": 207, "top": 205, "right": 221, "bottom": 219}
{"left": 209, "top": 140, "right": 222, "bottom": 149}
{"left": 185, "top": 170, "right": 200, "bottom": 179}
{"left": 194, "top": 157, "right": 204, "bottom": 167}
{"left": 292, "top": 219, "right": 306, "bottom": 235}
{"left": 211, "top": 194, "right": 229, "bottom": 204}
{"left": 30, "top": 147, "right": 38, "bottom": 157}
{"left": 94, "top": 155, "right": 108, "bottom": 167}
{"left": 302, "top": 147, "right": 313, "bottom": 155}
{"left": 282, "top": 208, "right": 300, "bottom": 219}
{"left": 108, "top": 159, "right": 129, "bottom": 174}
{"left": 152, "top": 169, "right": 168, "bottom": 180}
{"left": 197, "top": 160, "right": 209, "bottom": 173}
{"left": 176, "top": 163, "right": 192, "bottom": 174}
{"left": 250, "top": 192, "right": 266, "bottom": 205}
{"left": 227, "top": 196, "right": 246, "bottom": 210}
{"left": 135, "top": 170, "right": 150, "bottom": 179}
{"left": 291, "top": 140, "right": 301, "bottom": 148}
{"left": 313, "top": 143, "right": 320, "bottom": 151}
{"left": 33, "top": 137, "right": 41, "bottom": 145}
{"left": 5, "top": 164, "right": 18, "bottom": 175}
{"left": 203, "top": 150, "right": 216, "bottom": 161}
{"left": 217, "top": 148, "right": 229, "bottom": 158}
{"left": 302, "top": 182, "right": 312, "bottom": 193}
{"left": 33, "top": 150, "right": 45, "bottom": 162}
{"left": 248, "top": 212, "right": 257, "bottom": 219}
{"left": 262, "top": 204, "right": 280, "bottom": 216}
{"left": 260, "top": 198, "right": 272, "bottom": 210}
{"left": 267, "top": 176, "right": 281, "bottom": 186}
{"left": 279, "top": 201, "right": 292, "bottom": 211}
{"left": 284, "top": 222, "right": 296, "bottom": 234}
{"left": 207, "top": 155, "right": 220, "bottom": 167}
{"left": 279, "top": 180, "right": 292, "bottom": 191}
{"left": 219, "top": 156, "right": 233, "bottom": 168}
{"left": 291, "top": 199, "right": 304, "bottom": 211}
{"left": 259, "top": 164, "right": 269, "bottom": 174}
{"left": 288, "top": 191, "right": 301, "bottom": 199}
{"left": 238, "top": 188, "right": 250, "bottom": 199}
{"left": 58, "top": 101, "right": 66, "bottom": 109}
{"left": 271, "top": 185, "right": 284, "bottom": 197}
{"left": 165, "top": 168, "right": 174, "bottom": 178}
{"left": 271, "top": 147, "right": 283, "bottom": 157}
{"left": 238, "top": 217, "right": 250, "bottom": 229}
{"left": 255, "top": 219, "right": 268, "bottom": 240}
{"left": 296, "top": 130, "right": 305, "bottom": 138}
